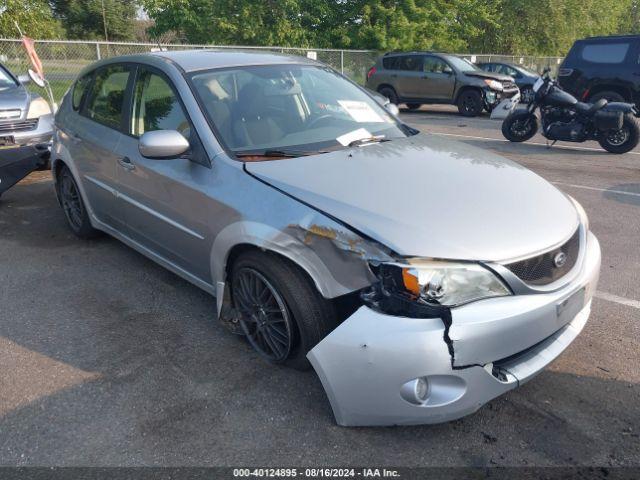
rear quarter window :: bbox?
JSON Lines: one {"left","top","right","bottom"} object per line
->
{"left": 580, "top": 42, "right": 630, "bottom": 64}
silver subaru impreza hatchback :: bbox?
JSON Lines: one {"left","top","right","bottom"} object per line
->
{"left": 52, "top": 51, "right": 600, "bottom": 426}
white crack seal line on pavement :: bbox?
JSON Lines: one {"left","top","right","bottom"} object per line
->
{"left": 552, "top": 182, "right": 640, "bottom": 198}
{"left": 595, "top": 291, "right": 640, "bottom": 310}
{"left": 431, "top": 131, "right": 640, "bottom": 156}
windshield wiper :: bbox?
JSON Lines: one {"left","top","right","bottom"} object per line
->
{"left": 235, "top": 149, "right": 328, "bottom": 159}
{"left": 347, "top": 136, "right": 391, "bottom": 148}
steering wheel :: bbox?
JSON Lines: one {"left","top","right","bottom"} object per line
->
{"left": 307, "top": 114, "right": 334, "bottom": 129}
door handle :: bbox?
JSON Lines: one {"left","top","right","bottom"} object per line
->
{"left": 391, "top": 74, "right": 397, "bottom": 78}
{"left": 118, "top": 156, "right": 135, "bottom": 171}
{"left": 66, "top": 130, "right": 81, "bottom": 143}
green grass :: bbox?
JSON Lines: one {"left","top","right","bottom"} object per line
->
{"left": 29, "top": 79, "right": 73, "bottom": 105}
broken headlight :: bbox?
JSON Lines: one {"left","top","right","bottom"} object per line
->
{"left": 363, "top": 260, "right": 511, "bottom": 316}
{"left": 400, "top": 260, "right": 511, "bottom": 306}
{"left": 483, "top": 79, "right": 504, "bottom": 91}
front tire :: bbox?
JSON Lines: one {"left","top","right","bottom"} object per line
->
{"left": 501, "top": 111, "right": 540, "bottom": 142}
{"left": 457, "top": 90, "right": 483, "bottom": 117}
{"left": 57, "top": 166, "right": 100, "bottom": 239}
{"left": 598, "top": 114, "right": 640, "bottom": 154}
{"left": 231, "top": 250, "right": 337, "bottom": 370}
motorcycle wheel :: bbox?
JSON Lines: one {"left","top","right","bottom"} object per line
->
{"left": 598, "top": 114, "right": 640, "bottom": 154}
{"left": 502, "top": 111, "right": 539, "bottom": 142}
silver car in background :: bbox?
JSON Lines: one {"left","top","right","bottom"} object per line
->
{"left": 52, "top": 51, "right": 601, "bottom": 426}
{"left": 0, "top": 63, "right": 54, "bottom": 196}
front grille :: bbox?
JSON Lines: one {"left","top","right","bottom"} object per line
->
{"left": 0, "top": 119, "right": 38, "bottom": 133}
{"left": 505, "top": 228, "right": 580, "bottom": 286}
{"left": 502, "top": 80, "right": 517, "bottom": 90}
{"left": 0, "top": 109, "right": 21, "bottom": 120}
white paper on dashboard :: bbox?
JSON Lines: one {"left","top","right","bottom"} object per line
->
{"left": 338, "top": 100, "right": 385, "bottom": 123}
{"left": 336, "top": 128, "right": 372, "bottom": 146}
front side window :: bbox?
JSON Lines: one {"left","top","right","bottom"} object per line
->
{"left": 0, "top": 65, "right": 18, "bottom": 90}
{"left": 190, "top": 65, "right": 410, "bottom": 157}
{"left": 85, "top": 65, "right": 131, "bottom": 130}
{"left": 72, "top": 74, "right": 92, "bottom": 111}
{"left": 130, "top": 70, "right": 191, "bottom": 139}
{"left": 581, "top": 43, "right": 630, "bottom": 64}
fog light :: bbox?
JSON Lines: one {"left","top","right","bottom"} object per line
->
{"left": 485, "top": 91, "right": 497, "bottom": 104}
{"left": 415, "top": 377, "right": 429, "bottom": 401}
{"left": 400, "top": 377, "right": 430, "bottom": 405}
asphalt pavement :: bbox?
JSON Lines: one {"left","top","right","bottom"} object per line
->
{"left": 0, "top": 107, "right": 638, "bottom": 468}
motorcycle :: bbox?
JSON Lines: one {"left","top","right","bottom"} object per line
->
{"left": 501, "top": 68, "right": 640, "bottom": 154}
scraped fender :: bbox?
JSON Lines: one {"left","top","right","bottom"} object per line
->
{"left": 211, "top": 214, "right": 394, "bottom": 315}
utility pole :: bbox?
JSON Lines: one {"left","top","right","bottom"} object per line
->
{"left": 101, "top": 0, "right": 109, "bottom": 42}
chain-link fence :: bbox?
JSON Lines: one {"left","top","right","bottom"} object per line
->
{"left": 460, "top": 54, "right": 564, "bottom": 76}
{"left": 0, "top": 39, "right": 379, "bottom": 103}
{"left": 0, "top": 38, "right": 566, "bottom": 104}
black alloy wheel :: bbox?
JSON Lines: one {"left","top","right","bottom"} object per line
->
{"left": 233, "top": 267, "right": 294, "bottom": 362}
{"left": 501, "top": 111, "right": 540, "bottom": 142}
{"left": 457, "top": 90, "right": 483, "bottom": 117}
{"left": 598, "top": 114, "right": 640, "bottom": 154}
{"left": 59, "top": 170, "right": 84, "bottom": 231}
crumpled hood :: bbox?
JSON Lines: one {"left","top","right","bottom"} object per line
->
{"left": 0, "top": 86, "right": 29, "bottom": 114}
{"left": 245, "top": 134, "right": 579, "bottom": 262}
{"left": 464, "top": 71, "right": 514, "bottom": 82}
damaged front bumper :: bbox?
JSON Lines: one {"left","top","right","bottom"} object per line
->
{"left": 0, "top": 114, "right": 53, "bottom": 196}
{"left": 308, "top": 231, "right": 600, "bottom": 426}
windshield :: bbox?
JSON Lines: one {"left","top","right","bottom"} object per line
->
{"left": 0, "top": 65, "right": 18, "bottom": 90}
{"left": 444, "top": 56, "right": 479, "bottom": 73}
{"left": 190, "top": 64, "right": 409, "bottom": 158}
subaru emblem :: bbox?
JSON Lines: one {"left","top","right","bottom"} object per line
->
{"left": 553, "top": 251, "right": 567, "bottom": 268}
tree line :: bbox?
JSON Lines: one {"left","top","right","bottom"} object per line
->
{"left": 1, "top": 0, "right": 638, "bottom": 55}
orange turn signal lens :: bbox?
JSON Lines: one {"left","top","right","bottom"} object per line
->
{"left": 402, "top": 268, "right": 420, "bottom": 296}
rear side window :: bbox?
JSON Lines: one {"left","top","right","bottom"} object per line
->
{"left": 423, "top": 57, "right": 450, "bottom": 74}
{"left": 581, "top": 43, "right": 630, "bottom": 64}
{"left": 72, "top": 74, "right": 92, "bottom": 111}
{"left": 382, "top": 56, "right": 400, "bottom": 70}
{"left": 85, "top": 65, "right": 131, "bottom": 130}
{"left": 398, "top": 55, "right": 423, "bottom": 72}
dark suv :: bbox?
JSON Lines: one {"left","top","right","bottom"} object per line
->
{"left": 365, "top": 52, "right": 519, "bottom": 116}
{"left": 559, "top": 35, "right": 640, "bottom": 105}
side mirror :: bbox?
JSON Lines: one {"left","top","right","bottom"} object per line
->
{"left": 17, "top": 74, "right": 30, "bottom": 85}
{"left": 27, "top": 69, "right": 46, "bottom": 88}
{"left": 384, "top": 102, "right": 400, "bottom": 116}
{"left": 139, "top": 130, "right": 190, "bottom": 159}
{"left": 443, "top": 67, "right": 453, "bottom": 75}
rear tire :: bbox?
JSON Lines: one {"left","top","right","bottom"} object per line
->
{"left": 57, "top": 166, "right": 101, "bottom": 239}
{"left": 378, "top": 86, "right": 399, "bottom": 105}
{"left": 230, "top": 250, "right": 338, "bottom": 370}
{"left": 501, "top": 111, "right": 540, "bottom": 142}
{"left": 405, "top": 103, "right": 421, "bottom": 110}
{"left": 590, "top": 91, "right": 626, "bottom": 103}
{"left": 457, "top": 90, "right": 483, "bottom": 117}
{"left": 598, "top": 113, "right": 640, "bottom": 154}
